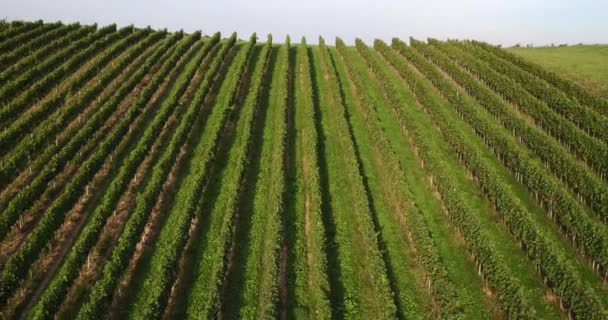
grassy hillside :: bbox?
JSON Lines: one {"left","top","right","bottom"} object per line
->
{"left": 0, "top": 20, "right": 607, "bottom": 320}
{"left": 507, "top": 44, "right": 608, "bottom": 98}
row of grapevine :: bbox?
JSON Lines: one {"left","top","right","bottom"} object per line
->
{"left": 285, "top": 38, "right": 332, "bottom": 318}
{"left": 234, "top": 39, "right": 290, "bottom": 318}
{"left": 406, "top": 40, "right": 607, "bottom": 223}
{"left": 457, "top": 41, "right": 607, "bottom": 141}
{"left": 27, "top": 32, "right": 223, "bottom": 320}
{"left": 427, "top": 40, "right": 608, "bottom": 180}
{"left": 373, "top": 39, "right": 533, "bottom": 318}
{"left": 74, "top": 34, "right": 249, "bottom": 320}
{"left": 0, "top": 33, "right": 201, "bottom": 309}
{"left": 0, "top": 33, "right": 183, "bottom": 243}
{"left": 0, "top": 22, "right": 77, "bottom": 71}
{"left": 0, "top": 20, "right": 43, "bottom": 42}
{"left": 471, "top": 40, "right": 608, "bottom": 117}
{"left": 0, "top": 21, "right": 58, "bottom": 55}
{"left": 1, "top": 34, "right": 181, "bottom": 278}
{"left": 0, "top": 30, "right": 165, "bottom": 188}
{"left": 344, "top": 38, "right": 471, "bottom": 318}
{"left": 0, "top": 24, "right": 114, "bottom": 104}
{"left": 0, "top": 24, "right": 91, "bottom": 85}
{"left": 7, "top": 33, "right": 156, "bottom": 317}
{"left": 407, "top": 40, "right": 608, "bottom": 270}
{"left": 0, "top": 42, "right": 165, "bottom": 242}
{"left": 0, "top": 24, "right": 122, "bottom": 126}
{"left": 383, "top": 40, "right": 605, "bottom": 319}
{"left": 0, "top": 93, "right": 65, "bottom": 155}
{"left": 68, "top": 26, "right": 154, "bottom": 93}
{"left": 54, "top": 31, "right": 208, "bottom": 317}
{"left": 344, "top": 41, "right": 442, "bottom": 316}
{"left": 0, "top": 27, "right": 154, "bottom": 153}
{"left": 183, "top": 34, "right": 266, "bottom": 319}
{"left": 116, "top": 34, "right": 236, "bottom": 319}
{"left": 313, "top": 39, "right": 397, "bottom": 318}
{"left": 335, "top": 42, "right": 435, "bottom": 317}
{"left": 128, "top": 34, "right": 234, "bottom": 317}
{"left": 45, "top": 31, "right": 197, "bottom": 320}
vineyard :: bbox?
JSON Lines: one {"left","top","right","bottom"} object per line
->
{"left": 0, "top": 20, "right": 606, "bottom": 319}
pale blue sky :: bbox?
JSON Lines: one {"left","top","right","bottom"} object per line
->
{"left": 1, "top": 0, "right": 606, "bottom": 46}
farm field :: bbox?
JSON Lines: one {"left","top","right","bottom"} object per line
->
{"left": 0, "top": 20, "right": 607, "bottom": 319}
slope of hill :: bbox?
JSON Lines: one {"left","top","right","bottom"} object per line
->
{"left": 0, "top": 20, "right": 606, "bottom": 320}
{"left": 507, "top": 44, "right": 608, "bottom": 99}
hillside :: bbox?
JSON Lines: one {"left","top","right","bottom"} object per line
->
{"left": 507, "top": 44, "right": 608, "bottom": 98}
{"left": 0, "top": 20, "right": 607, "bottom": 319}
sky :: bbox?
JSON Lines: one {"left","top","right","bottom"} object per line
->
{"left": 1, "top": 0, "right": 607, "bottom": 46}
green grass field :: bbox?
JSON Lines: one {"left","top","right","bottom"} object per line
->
{"left": 507, "top": 44, "right": 608, "bottom": 98}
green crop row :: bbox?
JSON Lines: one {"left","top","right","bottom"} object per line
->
{"left": 0, "top": 32, "right": 183, "bottom": 243}
{"left": 0, "top": 22, "right": 75, "bottom": 70}
{"left": 286, "top": 38, "right": 332, "bottom": 319}
{"left": 122, "top": 34, "right": 239, "bottom": 320}
{"left": 457, "top": 41, "right": 607, "bottom": 141}
{"left": 375, "top": 39, "right": 533, "bottom": 318}
{"left": 0, "top": 33, "right": 198, "bottom": 310}
{"left": 72, "top": 33, "right": 242, "bottom": 320}
{"left": 349, "top": 38, "right": 470, "bottom": 318}
{"left": 386, "top": 39, "right": 605, "bottom": 319}
{"left": 407, "top": 40, "right": 607, "bottom": 223}
{"left": 472, "top": 40, "right": 608, "bottom": 117}
{"left": 0, "top": 30, "right": 165, "bottom": 189}
{"left": 0, "top": 21, "right": 58, "bottom": 55}
{"left": 64, "top": 33, "right": 205, "bottom": 320}
{"left": 236, "top": 39, "right": 290, "bottom": 319}
{"left": 68, "top": 27, "right": 155, "bottom": 94}
{"left": 27, "top": 33, "right": 220, "bottom": 320}
{"left": 426, "top": 40, "right": 608, "bottom": 181}
{"left": 0, "top": 24, "right": 120, "bottom": 126}
{"left": 184, "top": 34, "right": 266, "bottom": 319}
{"left": 335, "top": 41, "right": 432, "bottom": 317}
{"left": 0, "top": 20, "right": 43, "bottom": 43}
{"left": 0, "top": 23, "right": 90, "bottom": 84}
{"left": 0, "top": 28, "right": 155, "bottom": 153}
{"left": 407, "top": 40, "right": 608, "bottom": 268}
{"left": 314, "top": 39, "right": 397, "bottom": 318}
